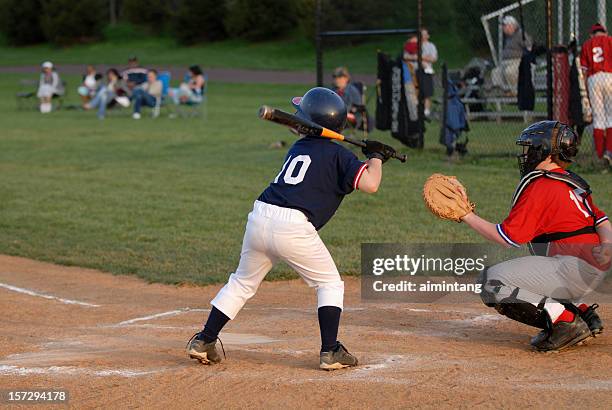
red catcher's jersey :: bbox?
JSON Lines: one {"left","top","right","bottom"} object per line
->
{"left": 498, "top": 169, "right": 609, "bottom": 269}
{"left": 581, "top": 35, "right": 612, "bottom": 77}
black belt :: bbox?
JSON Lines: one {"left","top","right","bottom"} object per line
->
{"left": 531, "top": 225, "right": 597, "bottom": 243}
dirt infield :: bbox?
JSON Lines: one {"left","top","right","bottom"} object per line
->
{"left": 1, "top": 254, "right": 611, "bottom": 408}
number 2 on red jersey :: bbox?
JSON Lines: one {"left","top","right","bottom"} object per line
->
{"left": 593, "top": 46, "right": 604, "bottom": 63}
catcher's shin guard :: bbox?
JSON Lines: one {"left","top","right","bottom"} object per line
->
{"left": 494, "top": 297, "right": 548, "bottom": 329}
{"left": 480, "top": 271, "right": 548, "bottom": 329}
{"left": 477, "top": 267, "right": 496, "bottom": 307}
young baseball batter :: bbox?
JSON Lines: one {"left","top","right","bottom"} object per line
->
{"left": 462, "top": 121, "right": 611, "bottom": 351}
{"left": 581, "top": 23, "right": 612, "bottom": 168}
{"left": 187, "top": 87, "right": 397, "bottom": 369}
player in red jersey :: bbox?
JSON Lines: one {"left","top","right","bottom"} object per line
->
{"left": 581, "top": 23, "right": 612, "bottom": 167}
{"left": 461, "top": 121, "right": 612, "bottom": 352}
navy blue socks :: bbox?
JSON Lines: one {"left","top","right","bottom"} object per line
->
{"left": 201, "top": 306, "right": 230, "bottom": 343}
{"left": 318, "top": 306, "right": 342, "bottom": 352}
{"left": 201, "top": 305, "right": 341, "bottom": 351}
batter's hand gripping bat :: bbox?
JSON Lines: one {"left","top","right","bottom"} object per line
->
{"left": 258, "top": 105, "right": 407, "bottom": 163}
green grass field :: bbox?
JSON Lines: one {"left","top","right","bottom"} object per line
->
{"left": 1, "top": 74, "right": 610, "bottom": 285}
{"left": 0, "top": 29, "right": 474, "bottom": 73}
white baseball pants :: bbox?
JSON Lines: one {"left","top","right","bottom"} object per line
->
{"left": 588, "top": 72, "right": 612, "bottom": 129}
{"left": 211, "top": 201, "right": 344, "bottom": 319}
{"left": 486, "top": 255, "right": 605, "bottom": 303}
{"left": 483, "top": 254, "right": 605, "bottom": 322}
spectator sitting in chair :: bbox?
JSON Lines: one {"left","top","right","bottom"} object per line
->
{"left": 168, "top": 65, "right": 206, "bottom": 105}
{"left": 37, "top": 61, "right": 64, "bottom": 114}
{"left": 330, "top": 66, "right": 363, "bottom": 129}
{"left": 85, "top": 68, "right": 127, "bottom": 120}
{"left": 121, "top": 56, "right": 148, "bottom": 91}
{"left": 131, "top": 69, "right": 162, "bottom": 119}
{"left": 491, "top": 15, "right": 532, "bottom": 95}
{"left": 77, "top": 65, "right": 102, "bottom": 107}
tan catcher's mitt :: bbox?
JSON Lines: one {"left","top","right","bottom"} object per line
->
{"left": 423, "top": 174, "right": 475, "bottom": 222}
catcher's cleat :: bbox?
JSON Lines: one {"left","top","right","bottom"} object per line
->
{"left": 580, "top": 304, "right": 604, "bottom": 336}
{"left": 186, "top": 332, "right": 225, "bottom": 365}
{"left": 530, "top": 315, "right": 591, "bottom": 352}
{"left": 319, "top": 342, "right": 358, "bottom": 370}
{"left": 530, "top": 328, "right": 549, "bottom": 348}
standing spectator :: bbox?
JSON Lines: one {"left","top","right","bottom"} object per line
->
{"left": 581, "top": 23, "right": 612, "bottom": 168}
{"left": 402, "top": 36, "right": 419, "bottom": 121}
{"left": 401, "top": 58, "right": 419, "bottom": 122}
{"left": 36, "top": 61, "right": 64, "bottom": 114}
{"left": 491, "top": 15, "right": 532, "bottom": 94}
{"left": 403, "top": 35, "right": 418, "bottom": 74}
{"left": 403, "top": 29, "right": 438, "bottom": 117}
{"left": 330, "top": 66, "right": 363, "bottom": 128}
{"left": 121, "top": 56, "right": 148, "bottom": 91}
{"left": 84, "top": 68, "right": 125, "bottom": 119}
{"left": 168, "top": 65, "right": 206, "bottom": 105}
{"left": 77, "top": 65, "right": 101, "bottom": 107}
{"left": 131, "top": 69, "right": 162, "bottom": 119}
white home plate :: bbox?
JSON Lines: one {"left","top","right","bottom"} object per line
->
{"left": 218, "top": 333, "right": 281, "bottom": 345}
{"left": 0, "top": 332, "right": 281, "bottom": 369}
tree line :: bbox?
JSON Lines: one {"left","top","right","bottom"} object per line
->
{"left": 0, "top": 0, "right": 514, "bottom": 47}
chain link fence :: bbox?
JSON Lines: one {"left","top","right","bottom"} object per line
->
{"left": 436, "top": 0, "right": 610, "bottom": 168}
{"left": 312, "top": 0, "right": 609, "bottom": 168}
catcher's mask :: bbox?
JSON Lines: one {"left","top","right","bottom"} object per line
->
{"left": 291, "top": 87, "right": 347, "bottom": 133}
{"left": 516, "top": 121, "right": 578, "bottom": 177}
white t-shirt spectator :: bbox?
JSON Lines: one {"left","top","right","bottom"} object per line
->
{"left": 403, "top": 41, "right": 439, "bottom": 74}
{"left": 84, "top": 73, "right": 97, "bottom": 89}
{"left": 421, "top": 42, "right": 438, "bottom": 74}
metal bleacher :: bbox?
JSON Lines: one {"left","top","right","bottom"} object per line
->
{"left": 462, "top": 96, "right": 547, "bottom": 123}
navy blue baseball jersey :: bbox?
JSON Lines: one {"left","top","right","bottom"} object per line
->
{"left": 258, "top": 136, "right": 367, "bottom": 230}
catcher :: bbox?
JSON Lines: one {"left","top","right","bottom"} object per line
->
{"left": 423, "top": 121, "right": 611, "bottom": 352}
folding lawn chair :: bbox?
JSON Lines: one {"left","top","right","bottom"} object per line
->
{"left": 173, "top": 73, "right": 208, "bottom": 119}
{"left": 153, "top": 71, "right": 171, "bottom": 118}
{"left": 15, "top": 79, "right": 67, "bottom": 111}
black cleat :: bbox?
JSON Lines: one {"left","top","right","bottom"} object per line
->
{"left": 319, "top": 342, "right": 358, "bottom": 370}
{"left": 580, "top": 304, "right": 604, "bottom": 336}
{"left": 186, "top": 332, "right": 224, "bottom": 364}
{"left": 530, "top": 328, "right": 549, "bottom": 348}
{"left": 531, "top": 315, "right": 591, "bottom": 352}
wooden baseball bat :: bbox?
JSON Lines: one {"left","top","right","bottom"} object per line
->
{"left": 258, "top": 105, "right": 407, "bottom": 163}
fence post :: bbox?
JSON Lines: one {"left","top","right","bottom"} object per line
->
{"left": 109, "top": 0, "right": 117, "bottom": 25}
{"left": 315, "top": 0, "right": 323, "bottom": 87}
{"left": 557, "top": 0, "right": 563, "bottom": 44}
{"left": 546, "top": 0, "right": 553, "bottom": 120}
{"left": 439, "top": 63, "right": 448, "bottom": 149}
{"left": 597, "top": 0, "right": 607, "bottom": 29}
{"left": 417, "top": 0, "right": 424, "bottom": 148}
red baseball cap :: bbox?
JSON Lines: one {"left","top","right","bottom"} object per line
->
{"left": 404, "top": 40, "right": 418, "bottom": 54}
{"left": 591, "top": 23, "right": 606, "bottom": 34}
